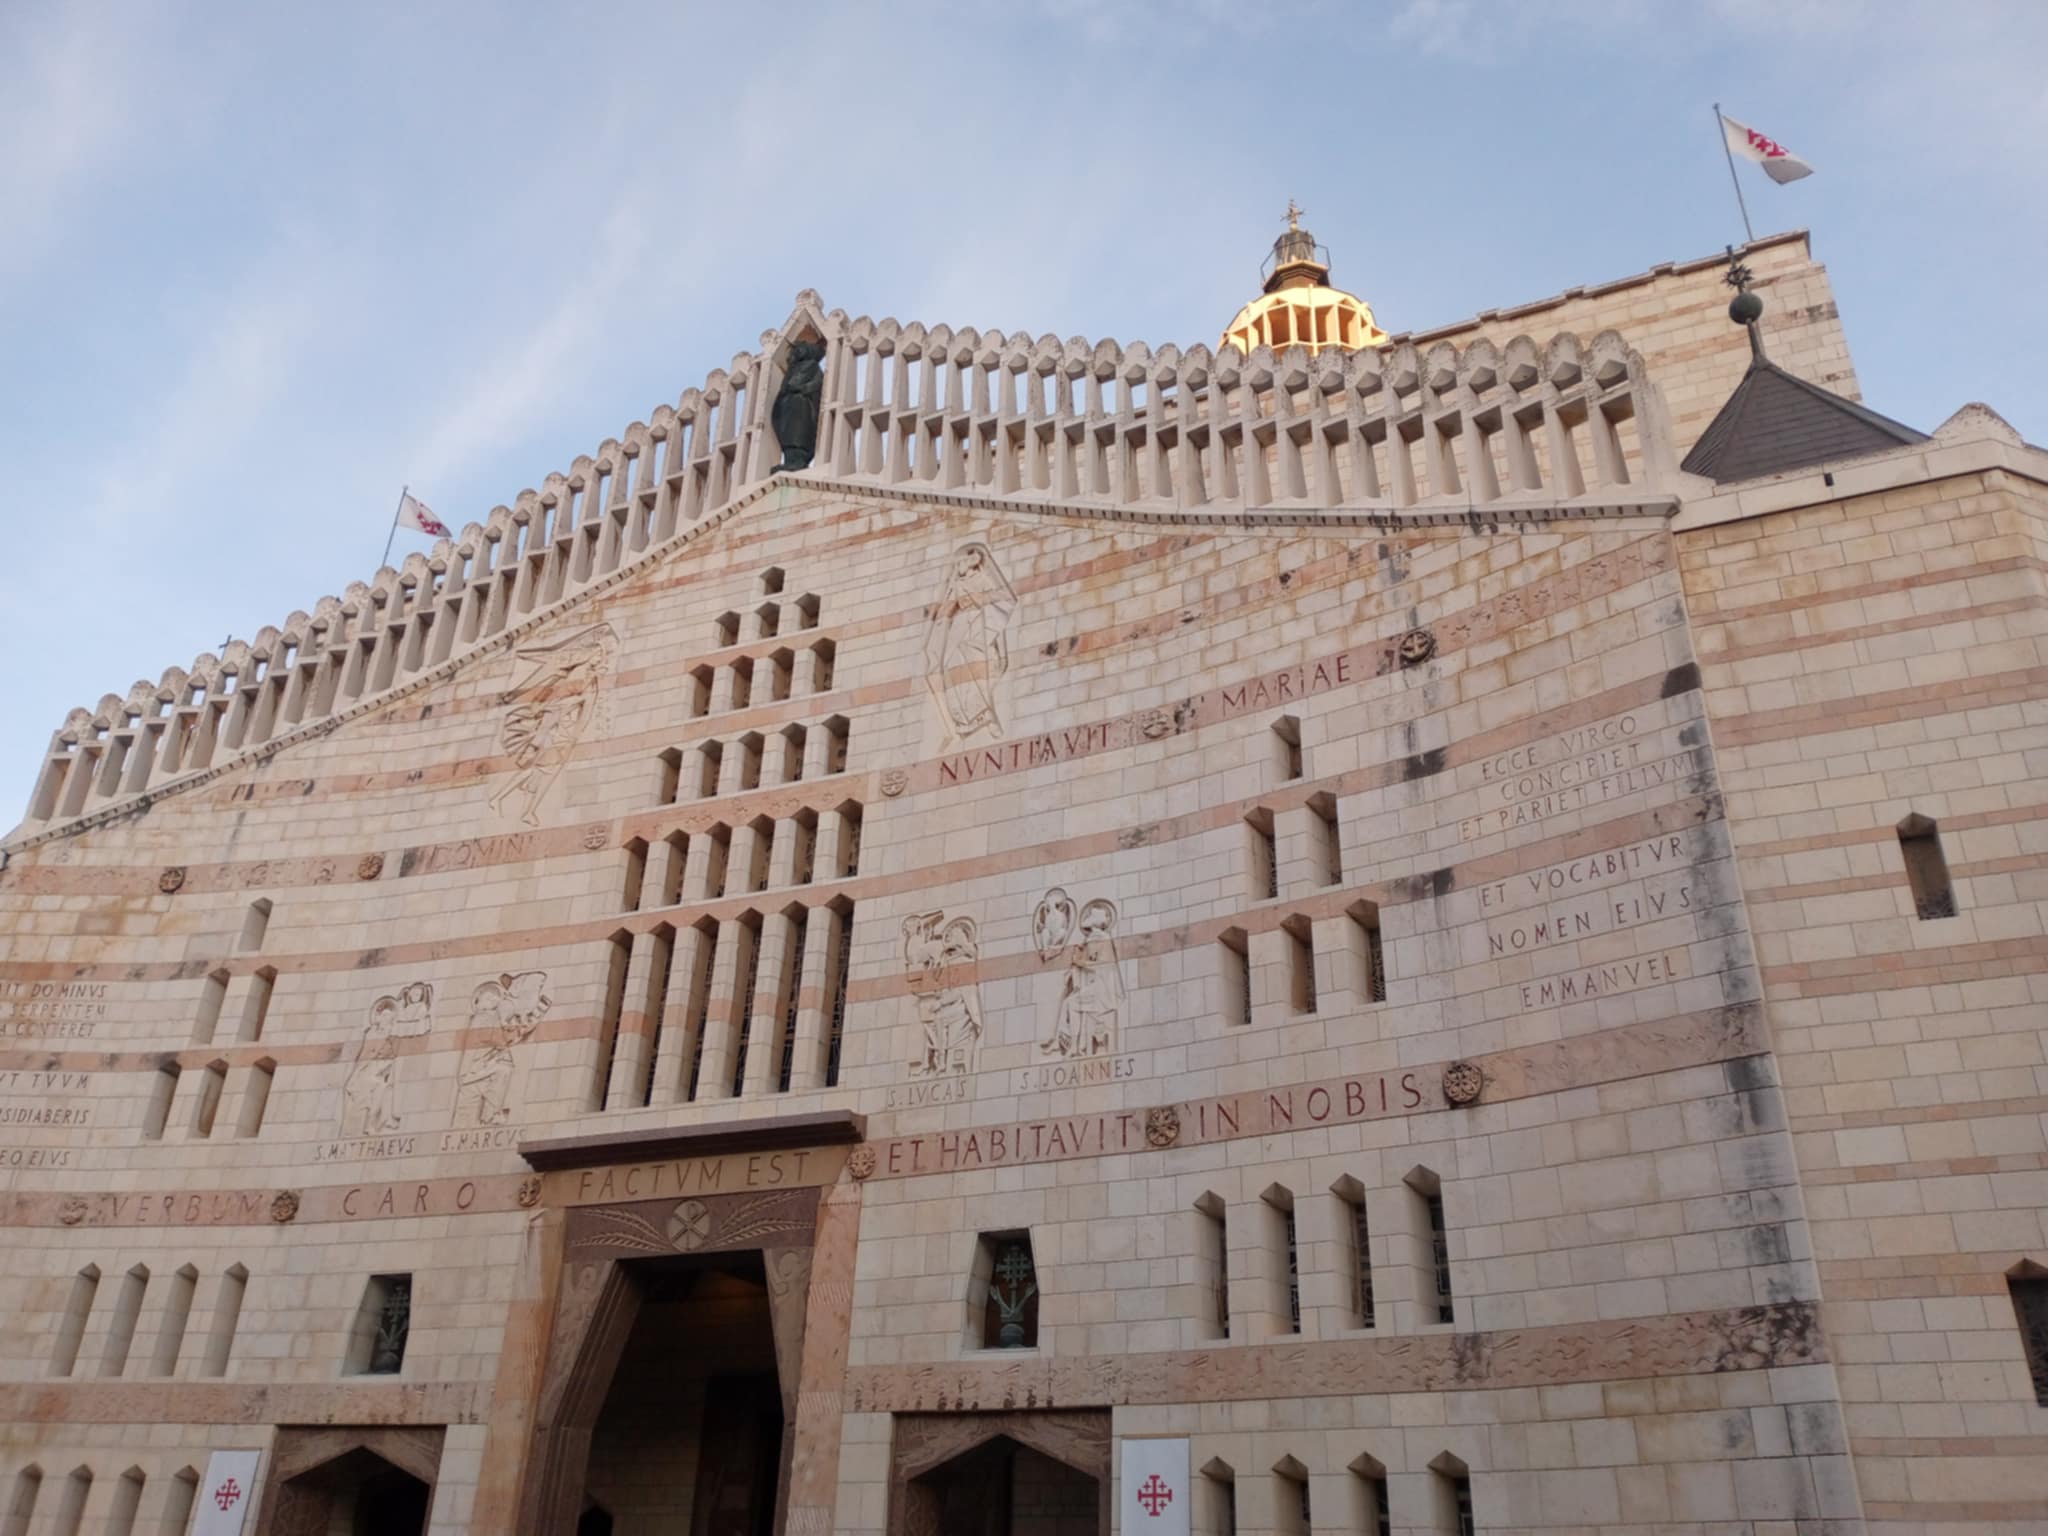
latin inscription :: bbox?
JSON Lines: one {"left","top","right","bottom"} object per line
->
{"left": 1459, "top": 744, "right": 1708, "bottom": 842}
{"left": 1518, "top": 950, "right": 1688, "bottom": 1011}
{"left": 568, "top": 1151, "right": 824, "bottom": 1204}
{"left": 885, "top": 1076, "right": 972, "bottom": 1109}
{"left": 1478, "top": 832, "right": 1696, "bottom": 914}
{"left": 1012, "top": 1054, "right": 1139, "bottom": 1093}
{"left": 313, "top": 1126, "right": 523, "bottom": 1163}
{"left": 0, "top": 1068, "right": 94, "bottom": 1126}
{"left": 0, "top": 981, "right": 109, "bottom": 1038}
{"left": 1486, "top": 882, "right": 1694, "bottom": 956}
{"left": 0, "top": 1147, "right": 73, "bottom": 1168}
{"left": 873, "top": 1072, "right": 1428, "bottom": 1179}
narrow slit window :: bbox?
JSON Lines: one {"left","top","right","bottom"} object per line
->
{"left": 237, "top": 967, "right": 276, "bottom": 1042}
{"left": 202, "top": 1265, "right": 248, "bottom": 1377}
{"left": 621, "top": 838, "right": 648, "bottom": 913}
{"left": 105, "top": 1468, "right": 145, "bottom": 1536}
{"left": 151, "top": 1265, "right": 198, "bottom": 1376}
{"left": 730, "top": 916, "right": 762, "bottom": 1097}
{"left": 2010, "top": 1264, "right": 2048, "bottom": 1407}
{"left": 101, "top": 1264, "right": 149, "bottom": 1377}
{"left": 2, "top": 1467, "right": 41, "bottom": 1536}
{"left": 777, "top": 915, "right": 807, "bottom": 1093}
{"left": 1248, "top": 810, "right": 1279, "bottom": 900}
{"left": 237, "top": 898, "right": 272, "bottom": 952}
{"left": 1220, "top": 928, "right": 1252, "bottom": 1026}
{"left": 1284, "top": 915, "right": 1316, "bottom": 1015}
{"left": 49, "top": 1266, "right": 98, "bottom": 1377}
{"left": 977, "top": 1231, "right": 1040, "bottom": 1349}
{"left": 824, "top": 903, "right": 853, "bottom": 1087}
{"left": 49, "top": 1469, "right": 89, "bottom": 1536}
{"left": 1351, "top": 1459, "right": 1391, "bottom": 1536}
{"left": 236, "top": 1059, "right": 276, "bottom": 1137}
{"left": 142, "top": 1064, "right": 180, "bottom": 1140}
{"left": 191, "top": 1060, "right": 228, "bottom": 1138}
{"left": 1335, "top": 1178, "right": 1374, "bottom": 1329}
{"left": 840, "top": 804, "right": 863, "bottom": 876}
{"left": 191, "top": 970, "right": 229, "bottom": 1046}
{"left": 1312, "top": 792, "right": 1342, "bottom": 885}
{"left": 162, "top": 1469, "right": 199, "bottom": 1536}
{"left": 1271, "top": 714, "right": 1303, "bottom": 780}
{"left": 591, "top": 931, "right": 632, "bottom": 1110}
{"left": 1197, "top": 1192, "right": 1230, "bottom": 1340}
{"left": 1899, "top": 813, "right": 1957, "bottom": 919}
{"left": 1350, "top": 900, "right": 1386, "bottom": 1003}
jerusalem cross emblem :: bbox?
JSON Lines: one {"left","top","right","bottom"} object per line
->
{"left": 213, "top": 1476, "right": 244, "bottom": 1511}
{"left": 1136, "top": 1474, "right": 1174, "bottom": 1516}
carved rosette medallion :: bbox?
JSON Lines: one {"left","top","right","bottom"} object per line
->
{"left": 56, "top": 1197, "right": 89, "bottom": 1227}
{"left": 880, "top": 768, "right": 908, "bottom": 798}
{"left": 1144, "top": 1105, "right": 1181, "bottom": 1148}
{"left": 157, "top": 866, "right": 187, "bottom": 895}
{"left": 270, "top": 1189, "right": 301, "bottom": 1223}
{"left": 1442, "top": 1060, "right": 1484, "bottom": 1106}
{"left": 666, "top": 1198, "right": 712, "bottom": 1251}
{"left": 581, "top": 826, "right": 610, "bottom": 852}
{"left": 1398, "top": 628, "right": 1437, "bottom": 667}
{"left": 516, "top": 1175, "right": 544, "bottom": 1208}
{"left": 847, "top": 1145, "right": 878, "bottom": 1181}
{"left": 356, "top": 852, "right": 385, "bottom": 881}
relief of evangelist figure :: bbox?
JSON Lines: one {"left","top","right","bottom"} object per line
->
{"left": 489, "top": 621, "right": 620, "bottom": 828}
{"left": 1034, "top": 888, "right": 1126, "bottom": 1060}
{"left": 903, "top": 911, "right": 986, "bottom": 1076}
{"left": 340, "top": 982, "right": 434, "bottom": 1135}
{"left": 453, "top": 970, "right": 553, "bottom": 1127}
{"left": 922, "top": 542, "right": 1017, "bottom": 747}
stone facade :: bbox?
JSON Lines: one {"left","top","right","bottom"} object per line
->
{"left": 2, "top": 232, "right": 2043, "bottom": 1536}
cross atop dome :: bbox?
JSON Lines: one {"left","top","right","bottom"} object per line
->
{"left": 1223, "top": 204, "right": 1389, "bottom": 356}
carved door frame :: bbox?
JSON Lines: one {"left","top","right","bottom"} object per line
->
{"left": 254, "top": 1424, "right": 446, "bottom": 1536}
{"left": 887, "top": 1408, "right": 1112, "bottom": 1536}
{"left": 515, "top": 1186, "right": 823, "bottom": 1535}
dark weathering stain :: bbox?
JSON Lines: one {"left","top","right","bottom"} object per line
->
{"left": 1402, "top": 746, "right": 1448, "bottom": 781}
{"left": 355, "top": 948, "right": 388, "bottom": 970}
{"left": 1661, "top": 662, "right": 1703, "bottom": 698}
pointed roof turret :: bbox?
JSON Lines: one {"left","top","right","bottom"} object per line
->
{"left": 1682, "top": 253, "right": 1925, "bottom": 483}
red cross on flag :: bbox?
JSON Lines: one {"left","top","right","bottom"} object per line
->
{"left": 1721, "top": 113, "right": 1814, "bottom": 184}
{"left": 193, "top": 1450, "right": 263, "bottom": 1535}
{"left": 398, "top": 492, "right": 451, "bottom": 539}
{"left": 1121, "top": 1437, "right": 1191, "bottom": 1536}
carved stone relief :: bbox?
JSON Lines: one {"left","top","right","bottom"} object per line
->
{"left": 453, "top": 970, "right": 552, "bottom": 1128}
{"left": 922, "top": 543, "right": 1016, "bottom": 748}
{"left": 339, "top": 982, "right": 434, "bottom": 1135}
{"left": 1033, "top": 889, "right": 1125, "bottom": 1061}
{"left": 489, "top": 621, "right": 620, "bottom": 828}
{"left": 903, "top": 913, "right": 985, "bottom": 1078}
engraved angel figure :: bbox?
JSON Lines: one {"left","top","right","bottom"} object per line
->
{"left": 903, "top": 912, "right": 985, "bottom": 1076}
{"left": 922, "top": 543, "right": 1017, "bottom": 747}
{"left": 341, "top": 982, "right": 434, "bottom": 1135}
{"left": 489, "top": 623, "right": 620, "bottom": 828}
{"left": 1041, "top": 898, "right": 1125, "bottom": 1060}
{"left": 453, "top": 970, "right": 553, "bottom": 1127}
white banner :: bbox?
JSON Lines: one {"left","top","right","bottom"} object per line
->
{"left": 1120, "top": 1436, "right": 1191, "bottom": 1536}
{"left": 193, "top": 1450, "right": 263, "bottom": 1536}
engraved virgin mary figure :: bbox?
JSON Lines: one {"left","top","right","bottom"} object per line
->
{"left": 1042, "top": 898, "right": 1125, "bottom": 1060}
{"left": 922, "top": 543, "right": 1017, "bottom": 747}
{"left": 488, "top": 623, "right": 619, "bottom": 828}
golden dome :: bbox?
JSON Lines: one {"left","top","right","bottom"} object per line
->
{"left": 1222, "top": 202, "right": 1389, "bottom": 357}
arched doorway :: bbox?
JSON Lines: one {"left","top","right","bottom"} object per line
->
{"left": 888, "top": 1410, "right": 1110, "bottom": 1536}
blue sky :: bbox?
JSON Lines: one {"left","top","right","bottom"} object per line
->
{"left": 3, "top": 0, "right": 2043, "bottom": 821}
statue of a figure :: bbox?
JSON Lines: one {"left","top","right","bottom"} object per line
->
{"left": 771, "top": 340, "right": 826, "bottom": 471}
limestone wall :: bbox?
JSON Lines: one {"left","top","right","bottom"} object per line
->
{"left": 1679, "top": 466, "right": 2048, "bottom": 1532}
{"left": 0, "top": 472, "right": 1872, "bottom": 1533}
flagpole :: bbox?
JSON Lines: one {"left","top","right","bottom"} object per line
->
{"left": 380, "top": 485, "right": 407, "bottom": 571}
{"left": 1714, "top": 103, "right": 1756, "bottom": 246}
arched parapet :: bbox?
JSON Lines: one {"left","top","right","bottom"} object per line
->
{"left": 1382, "top": 341, "right": 1421, "bottom": 396}
{"left": 188, "top": 652, "right": 223, "bottom": 692}
{"left": 122, "top": 679, "right": 158, "bottom": 720}
{"left": 157, "top": 664, "right": 190, "bottom": 700}
{"left": 1179, "top": 341, "right": 1213, "bottom": 390}
{"left": 1424, "top": 339, "right": 1461, "bottom": 394}
{"left": 218, "top": 640, "right": 253, "bottom": 678}
{"left": 1273, "top": 342, "right": 1312, "bottom": 392}
{"left": 1150, "top": 342, "right": 1182, "bottom": 388}
{"left": 1462, "top": 337, "right": 1501, "bottom": 393}
{"left": 250, "top": 625, "right": 283, "bottom": 658}
{"left": 1502, "top": 334, "right": 1542, "bottom": 391}
{"left": 1586, "top": 328, "right": 1633, "bottom": 389}
{"left": 278, "top": 613, "right": 310, "bottom": 647}
{"left": 1544, "top": 332, "right": 1584, "bottom": 389}
{"left": 58, "top": 707, "right": 95, "bottom": 745}
{"left": 398, "top": 552, "right": 431, "bottom": 587}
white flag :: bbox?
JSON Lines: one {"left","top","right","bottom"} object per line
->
{"left": 1121, "top": 1437, "right": 1191, "bottom": 1536}
{"left": 1722, "top": 114, "right": 1814, "bottom": 184}
{"left": 397, "top": 492, "right": 451, "bottom": 539}
{"left": 193, "top": 1450, "right": 263, "bottom": 1535}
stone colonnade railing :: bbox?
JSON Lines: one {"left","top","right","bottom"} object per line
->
{"left": 18, "top": 288, "right": 1679, "bottom": 830}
